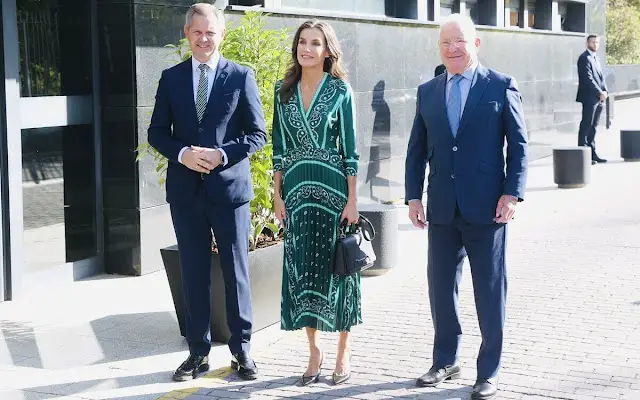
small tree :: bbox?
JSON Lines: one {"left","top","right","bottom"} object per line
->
{"left": 136, "top": 10, "right": 289, "bottom": 251}
{"left": 606, "top": 0, "right": 640, "bottom": 65}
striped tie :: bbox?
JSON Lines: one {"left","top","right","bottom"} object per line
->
{"left": 196, "top": 64, "right": 209, "bottom": 122}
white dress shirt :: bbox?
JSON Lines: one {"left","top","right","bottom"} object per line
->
{"left": 178, "top": 51, "right": 228, "bottom": 166}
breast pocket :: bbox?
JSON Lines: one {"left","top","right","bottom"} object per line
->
{"left": 475, "top": 100, "right": 502, "bottom": 128}
{"left": 480, "top": 100, "right": 501, "bottom": 113}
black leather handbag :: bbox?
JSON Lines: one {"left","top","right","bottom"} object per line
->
{"left": 333, "top": 214, "right": 377, "bottom": 276}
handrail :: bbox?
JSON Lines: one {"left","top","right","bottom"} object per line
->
{"left": 612, "top": 90, "right": 640, "bottom": 100}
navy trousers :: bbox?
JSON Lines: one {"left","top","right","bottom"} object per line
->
{"left": 427, "top": 212, "right": 507, "bottom": 380}
{"left": 578, "top": 100, "right": 604, "bottom": 157}
{"left": 170, "top": 188, "right": 253, "bottom": 356}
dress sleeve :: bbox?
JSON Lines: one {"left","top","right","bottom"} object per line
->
{"left": 338, "top": 82, "right": 359, "bottom": 176}
{"left": 272, "top": 85, "right": 285, "bottom": 172}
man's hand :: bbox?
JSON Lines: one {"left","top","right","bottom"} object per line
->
{"left": 191, "top": 146, "right": 223, "bottom": 170}
{"left": 495, "top": 195, "right": 518, "bottom": 224}
{"left": 181, "top": 148, "right": 216, "bottom": 174}
{"left": 408, "top": 200, "right": 427, "bottom": 229}
{"left": 600, "top": 92, "right": 608, "bottom": 102}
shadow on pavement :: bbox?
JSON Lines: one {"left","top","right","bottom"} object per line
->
{"left": 22, "top": 371, "right": 173, "bottom": 399}
{"left": 192, "top": 375, "right": 474, "bottom": 399}
{"left": 0, "top": 311, "right": 196, "bottom": 370}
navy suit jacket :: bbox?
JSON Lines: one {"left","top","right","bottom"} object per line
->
{"left": 404, "top": 64, "right": 528, "bottom": 225}
{"left": 576, "top": 50, "right": 608, "bottom": 104}
{"left": 148, "top": 56, "right": 267, "bottom": 205}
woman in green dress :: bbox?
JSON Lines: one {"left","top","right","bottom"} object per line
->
{"left": 272, "top": 19, "right": 361, "bottom": 386}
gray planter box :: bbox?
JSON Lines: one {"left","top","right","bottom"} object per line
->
{"left": 161, "top": 241, "right": 283, "bottom": 344}
{"left": 553, "top": 147, "right": 591, "bottom": 189}
{"left": 621, "top": 130, "right": 640, "bottom": 162}
{"left": 359, "top": 203, "right": 399, "bottom": 276}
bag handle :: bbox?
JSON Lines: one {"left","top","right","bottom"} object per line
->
{"left": 340, "top": 214, "right": 376, "bottom": 241}
{"left": 357, "top": 214, "right": 376, "bottom": 241}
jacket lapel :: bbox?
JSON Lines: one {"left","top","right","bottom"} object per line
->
{"left": 202, "top": 56, "right": 230, "bottom": 121}
{"left": 435, "top": 74, "right": 455, "bottom": 138}
{"left": 592, "top": 54, "right": 603, "bottom": 80}
{"left": 181, "top": 59, "right": 198, "bottom": 124}
{"left": 456, "top": 64, "right": 490, "bottom": 139}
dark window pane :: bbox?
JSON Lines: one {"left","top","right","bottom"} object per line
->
{"left": 17, "top": 0, "right": 92, "bottom": 97}
{"left": 22, "top": 125, "right": 96, "bottom": 272}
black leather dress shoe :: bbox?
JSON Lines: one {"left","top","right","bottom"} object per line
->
{"left": 172, "top": 354, "right": 209, "bottom": 381}
{"left": 472, "top": 379, "right": 498, "bottom": 399}
{"left": 416, "top": 364, "right": 461, "bottom": 387}
{"left": 231, "top": 351, "right": 259, "bottom": 380}
{"left": 593, "top": 155, "right": 608, "bottom": 163}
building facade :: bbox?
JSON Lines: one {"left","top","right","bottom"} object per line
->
{"left": 0, "top": 0, "right": 637, "bottom": 301}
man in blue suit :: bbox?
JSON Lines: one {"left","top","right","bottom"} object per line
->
{"left": 404, "top": 14, "right": 528, "bottom": 400}
{"left": 576, "top": 34, "right": 608, "bottom": 164}
{"left": 148, "top": 3, "right": 266, "bottom": 382}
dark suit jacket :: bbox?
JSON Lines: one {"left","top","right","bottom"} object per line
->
{"left": 148, "top": 56, "right": 267, "bottom": 205}
{"left": 576, "top": 50, "right": 608, "bottom": 104}
{"left": 434, "top": 64, "right": 447, "bottom": 77}
{"left": 405, "top": 64, "right": 529, "bottom": 225}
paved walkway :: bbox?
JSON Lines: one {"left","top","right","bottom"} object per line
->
{"left": 155, "top": 130, "right": 640, "bottom": 400}
{"left": 1, "top": 127, "right": 639, "bottom": 400}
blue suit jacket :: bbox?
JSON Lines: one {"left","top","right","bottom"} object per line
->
{"left": 148, "top": 56, "right": 267, "bottom": 205}
{"left": 404, "top": 64, "right": 528, "bottom": 225}
{"left": 576, "top": 50, "right": 608, "bottom": 104}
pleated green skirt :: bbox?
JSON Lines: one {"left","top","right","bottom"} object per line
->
{"left": 279, "top": 147, "right": 362, "bottom": 332}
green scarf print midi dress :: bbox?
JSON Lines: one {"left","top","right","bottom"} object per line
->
{"left": 272, "top": 74, "right": 362, "bottom": 332}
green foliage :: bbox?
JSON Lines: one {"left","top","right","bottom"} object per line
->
{"left": 606, "top": 0, "right": 640, "bottom": 65}
{"left": 136, "top": 10, "right": 290, "bottom": 251}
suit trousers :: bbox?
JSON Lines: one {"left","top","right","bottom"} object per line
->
{"left": 427, "top": 210, "right": 507, "bottom": 380}
{"left": 578, "top": 101, "right": 604, "bottom": 157}
{"left": 170, "top": 186, "right": 253, "bottom": 356}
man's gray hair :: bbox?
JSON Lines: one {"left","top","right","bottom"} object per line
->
{"left": 439, "top": 13, "right": 477, "bottom": 39}
{"left": 185, "top": 3, "right": 226, "bottom": 29}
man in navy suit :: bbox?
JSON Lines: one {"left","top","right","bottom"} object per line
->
{"left": 576, "top": 34, "right": 608, "bottom": 164}
{"left": 404, "top": 14, "right": 528, "bottom": 399}
{"left": 148, "top": 3, "right": 266, "bottom": 382}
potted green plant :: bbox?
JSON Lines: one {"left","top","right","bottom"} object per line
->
{"left": 136, "top": 10, "right": 289, "bottom": 342}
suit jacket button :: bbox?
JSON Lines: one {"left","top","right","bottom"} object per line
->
{"left": 452, "top": 146, "right": 458, "bottom": 151}
{"left": 198, "top": 128, "right": 203, "bottom": 133}
{"left": 451, "top": 174, "right": 455, "bottom": 179}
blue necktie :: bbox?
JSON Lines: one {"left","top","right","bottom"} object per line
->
{"left": 447, "top": 74, "right": 464, "bottom": 137}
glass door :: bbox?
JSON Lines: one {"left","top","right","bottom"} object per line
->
{"left": 17, "top": 0, "right": 100, "bottom": 288}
